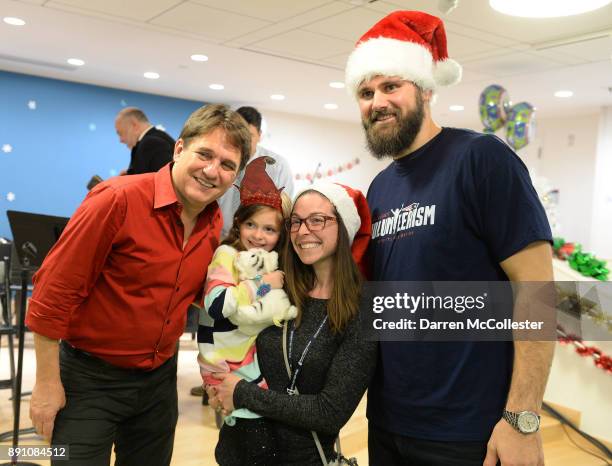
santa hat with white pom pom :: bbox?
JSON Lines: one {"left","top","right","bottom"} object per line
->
{"left": 345, "top": 10, "right": 462, "bottom": 96}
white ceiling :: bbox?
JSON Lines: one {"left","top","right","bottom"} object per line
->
{"left": 1, "top": 0, "right": 612, "bottom": 127}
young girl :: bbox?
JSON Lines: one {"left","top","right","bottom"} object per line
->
{"left": 197, "top": 156, "right": 292, "bottom": 465}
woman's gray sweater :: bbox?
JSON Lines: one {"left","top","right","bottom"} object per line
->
{"left": 234, "top": 297, "right": 377, "bottom": 465}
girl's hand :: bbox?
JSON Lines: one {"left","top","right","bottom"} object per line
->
{"left": 211, "top": 373, "right": 241, "bottom": 412}
{"left": 205, "top": 384, "right": 217, "bottom": 401}
{"left": 206, "top": 384, "right": 230, "bottom": 416}
{"left": 263, "top": 270, "right": 284, "bottom": 289}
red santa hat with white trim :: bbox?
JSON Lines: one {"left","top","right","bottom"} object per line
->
{"left": 295, "top": 182, "right": 371, "bottom": 276}
{"left": 345, "top": 10, "right": 462, "bottom": 96}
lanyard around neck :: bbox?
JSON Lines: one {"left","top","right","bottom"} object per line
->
{"left": 286, "top": 314, "right": 328, "bottom": 396}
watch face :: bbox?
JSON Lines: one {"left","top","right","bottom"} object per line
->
{"left": 517, "top": 412, "right": 539, "bottom": 433}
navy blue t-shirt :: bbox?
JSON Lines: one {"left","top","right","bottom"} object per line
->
{"left": 366, "top": 127, "right": 552, "bottom": 441}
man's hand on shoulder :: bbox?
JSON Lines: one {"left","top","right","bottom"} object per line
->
{"left": 30, "top": 379, "right": 66, "bottom": 440}
{"left": 483, "top": 418, "right": 544, "bottom": 466}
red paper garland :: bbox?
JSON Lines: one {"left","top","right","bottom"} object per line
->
{"left": 295, "top": 157, "right": 360, "bottom": 181}
{"left": 557, "top": 326, "right": 612, "bottom": 374}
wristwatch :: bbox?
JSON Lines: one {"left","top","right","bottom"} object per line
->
{"left": 502, "top": 409, "right": 540, "bottom": 434}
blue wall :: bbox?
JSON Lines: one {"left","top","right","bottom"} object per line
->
{"left": 0, "top": 70, "right": 205, "bottom": 239}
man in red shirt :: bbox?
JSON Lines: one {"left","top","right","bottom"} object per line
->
{"left": 26, "top": 104, "right": 251, "bottom": 465}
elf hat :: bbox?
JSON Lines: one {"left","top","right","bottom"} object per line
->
{"left": 345, "top": 10, "right": 462, "bottom": 96}
{"left": 239, "top": 156, "right": 283, "bottom": 211}
{"left": 295, "top": 182, "right": 371, "bottom": 274}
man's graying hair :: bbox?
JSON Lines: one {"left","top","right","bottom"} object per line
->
{"left": 117, "top": 107, "right": 149, "bottom": 123}
{"left": 179, "top": 104, "right": 252, "bottom": 171}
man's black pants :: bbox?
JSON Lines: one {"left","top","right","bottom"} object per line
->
{"left": 369, "top": 423, "right": 499, "bottom": 466}
{"left": 52, "top": 342, "right": 178, "bottom": 466}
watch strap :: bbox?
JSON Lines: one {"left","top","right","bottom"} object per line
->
{"left": 502, "top": 409, "right": 540, "bottom": 434}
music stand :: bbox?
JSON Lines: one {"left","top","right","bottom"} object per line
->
{"left": 0, "top": 242, "right": 16, "bottom": 394}
{"left": 1, "top": 211, "right": 68, "bottom": 465}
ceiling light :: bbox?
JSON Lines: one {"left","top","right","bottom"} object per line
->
{"left": 489, "top": 0, "right": 612, "bottom": 17}
{"left": 143, "top": 72, "right": 160, "bottom": 79}
{"left": 3, "top": 17, "right": 26, "bottom": 26}
{"left": 449, "top": 105, "right": 464, "bottom": 111}
{"left": 324, "top": 103, "right": 339, "bottom": 110}
{"left": 191, "top": 54, "right": 208, "bottom": 62}
{"left": 329, "top": 81, "right": 345, "bottom": 89}
{"left": 209, "top": 84, "right": 224, "bottom": 90}
{"left": 554, "top": 90, "right": 574, "bottom": 98}
{"left": 270, "top": 94, "right": 285, "bottom": 101}
{"left": 67, "top": 58, "right": 85, "bottom": 66}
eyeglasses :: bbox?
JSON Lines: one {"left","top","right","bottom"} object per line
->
{"left": 286, "top": 215, "right": 337, "bottom": 233}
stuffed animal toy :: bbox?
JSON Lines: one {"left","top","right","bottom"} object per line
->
{"left": 231, "top": 248, "right": 298, "bottom": 336}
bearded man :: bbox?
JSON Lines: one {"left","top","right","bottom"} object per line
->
{"left": 346, "top": 10, "right": 555, "bottom": 466}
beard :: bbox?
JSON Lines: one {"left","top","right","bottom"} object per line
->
{"left": 362, "top": 91, "right": 425, "bottom": 159}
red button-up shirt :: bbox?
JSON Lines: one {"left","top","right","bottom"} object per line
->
{"left": 26, "top": 164, "right": 221, "bottom": 370}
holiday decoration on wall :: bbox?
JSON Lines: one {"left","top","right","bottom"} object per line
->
{"left": 558, "top": 326, "right": 612, "bottom": 375}
{"left": 478, "top": 84, "right": 535, "bottom": 150}
{"left": 556, "top": 282, "right": 611, "bottom": 333}
{"left": 556, "top": 281, "right": 611, "bottom": 374}
{"left": 294, "top": 157, "right": 360, "bottom": 182}
{"left": 2, "top": 142, "right": 17, "bottom": 204}
{"left": 0, "top": 69, "right": 205, "bottom": 240}
{"left": 553, "top": 237, "right": 610, "bottom": 281}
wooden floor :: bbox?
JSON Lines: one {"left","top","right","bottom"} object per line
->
{"left": 1, "top": 336, "right": 609, "bottom": 465}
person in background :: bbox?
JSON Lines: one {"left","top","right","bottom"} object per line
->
{"left": 345, "top": 10, "right": 554, "bottom": 466}
{"left": 115, "top": 107, "right": 175, "bottom": 175}
{"left": 27, "top": 104, "right": 250, "bottom": 466}
{"left": 217, "top": 106, "right": 294, "bottom": 238}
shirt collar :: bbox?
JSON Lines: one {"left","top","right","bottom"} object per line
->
{"left": 154, "top": 163, "right": 178, "bottom": 209}
{"left": 138, "top": 125, "right": 154, "bottom": 142}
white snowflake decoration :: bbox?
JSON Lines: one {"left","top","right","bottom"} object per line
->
{"left": 155, "top": 124, "right": 166, "bottom": 131}
{"left": 2, "top": 144, "right": 12, "bottom": 153}
{"left": 27, "top": 100, "right": 37, "bottom": 110}
{"left": 6, "top": 192, "right": 15, "bottom": 202}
